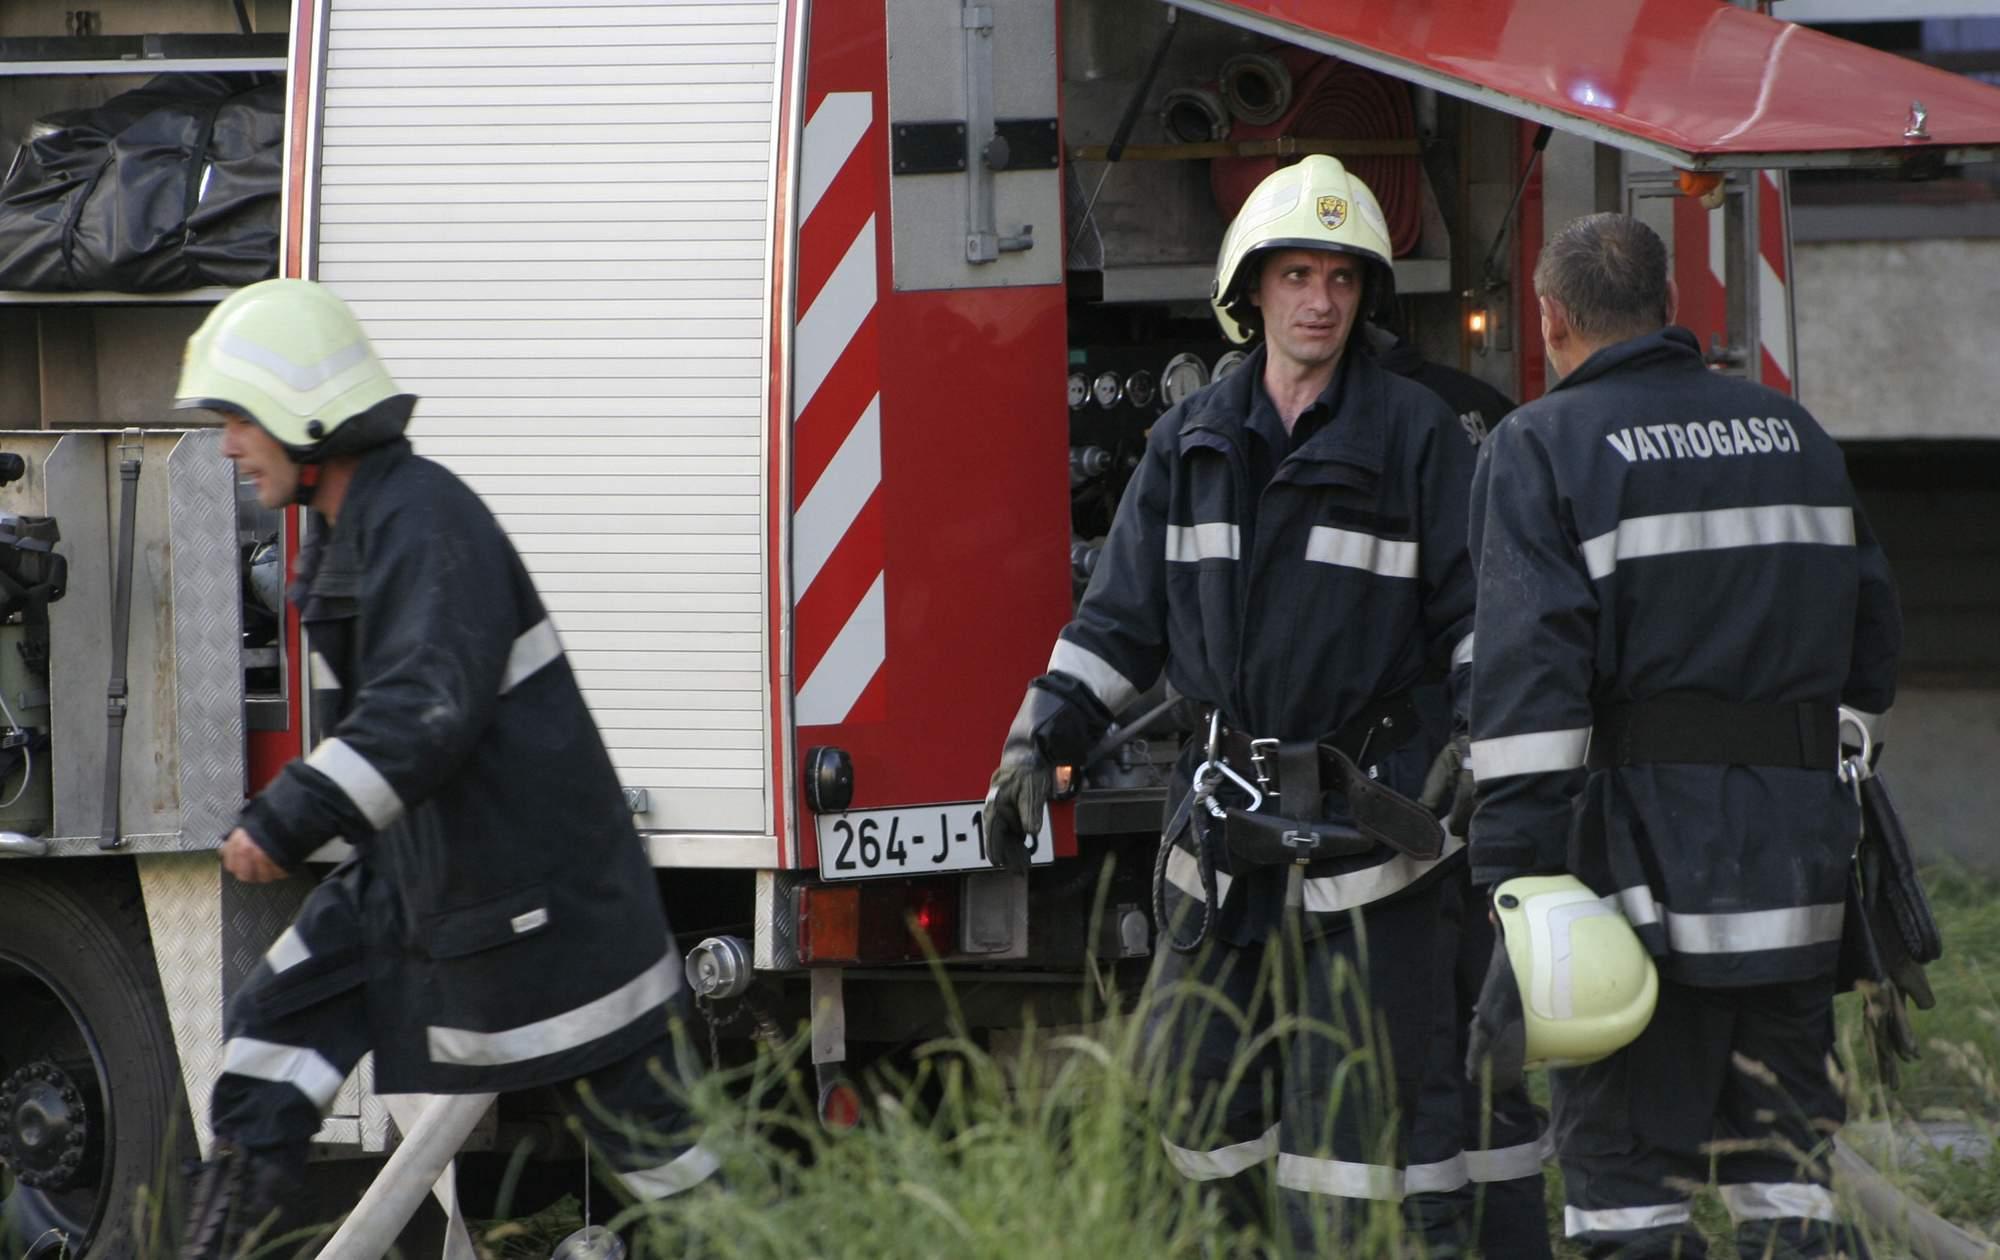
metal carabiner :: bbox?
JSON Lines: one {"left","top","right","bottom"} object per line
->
{"left": 1836, "top": 705, "right": 1874, "bottom": 789}
{"left": 1189, "top": 758, "right": 1264, "bottom": 818}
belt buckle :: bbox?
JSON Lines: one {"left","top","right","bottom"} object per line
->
{"left": 1248, "top": 737, "right": 1280, "bottom": 795}
{"left": 1279, "top": 828, "right": 1317, "bottom": 865}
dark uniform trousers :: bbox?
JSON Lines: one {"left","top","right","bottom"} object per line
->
{"left": 1141, "top": 879, "right": 1486, "bottom": 1255}
{"left": 209, "top": 864, "right": 719, "bottom": 1204}
{"left": 1553, "top": 976, "right": 1864, "bottom": 1260}
{"left": 1421, "top": 867, "right": 1554, "bottom": 1259}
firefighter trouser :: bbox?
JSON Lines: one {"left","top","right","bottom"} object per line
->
{"left": 1408, "top": 867, "right": 1553, "bottom": 1258}
{"left": 209, "top": 867, "right": 718, "bottom": 1203}
{"left": 1139, "top": 878, "right": 1470, "bottom": 1255}
{"left": 1552, "top": 976, "right": 1867, "bottom": 1260}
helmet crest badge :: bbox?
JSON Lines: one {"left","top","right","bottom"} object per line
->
{"left": 1316, "top": 195, "right": 1348, "bottom": 229}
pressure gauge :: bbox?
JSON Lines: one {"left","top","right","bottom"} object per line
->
{"left": 1092, "top": 371, "right": 1123, "bottom": 410}
{"left": 1212, "top": 350, "right": 1250, "bottom": 380}
{"left": 1067, "top": 372, "right": 1089, "bottom": 410}
{"left": 1160, "top": 353, "right": 1210, "bottom": 407}
{"left": 1124, "top": 369, "right": 1156, "bottom": 409}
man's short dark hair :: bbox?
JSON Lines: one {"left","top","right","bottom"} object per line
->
{"left": 1532, "top": 213, "right": 1671, "bottom": 343}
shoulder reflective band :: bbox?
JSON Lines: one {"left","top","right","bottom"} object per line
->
{"left": 1048, "top": 638, "right": 1140, "bottom": 715}
{"left": 306, "top": 737, "right": 406, "bottom": 830}
{"left": 1608, "top": 886, "right": 1844, "bottom": 954}
{"left": 1304, "top": 526, "right": 1419, "bottom": 579}
{"left": 1718, "top": 1182, "right": 1837, "bottom": 1223}
{"left": 1469, "top": 728, "right": 1591, "bottom": 781}
{"left": 1579, "top": 504, "right": 1854, "bottom": 581}
{"left": 617, "top": 1143, "right": 724, "bottom": 1201}
{"left": 501, "top": 618, "right": 563, "bottom": 694}
{"left": 426, "top": 950, "right": 679, "bottom": 1068}
{"left": 1566, "top": 1202, "right": 1693, "bottom": 1236}
{"left": 1161, "top": 1125, "right": 1278, "bottom": 1181}
{"left": 1165, "top": 522, "right": 1241, "bottom": 563}
{"left": 222, "top": 1036, "right": 346, "bottom": 1107}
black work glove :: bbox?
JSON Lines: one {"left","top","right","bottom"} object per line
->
{"left": 1465, "top": 936, "right": 1526, "bottom": 1092}
{"left": 983, "top": 686, "right": 1080, "bottom": 873}
{"left": 1418, "top": 733, "right": 1475, "bottom": 837}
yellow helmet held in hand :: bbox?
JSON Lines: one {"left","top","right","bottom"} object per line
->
{"left": 175, "top": 279, "right": 410, "bottom": 461}
{"left": 1468, "top": 875, "right": 1659, "bottom": 1090}
{"left": 1211, "top": 154, "right": 1397, "bottom": 345}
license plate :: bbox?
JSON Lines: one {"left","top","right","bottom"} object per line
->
{"left": 815, "top": 801, "right": 1053, "bottom": 881}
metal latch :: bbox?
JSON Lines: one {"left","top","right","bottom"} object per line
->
{"left": 961, "top": 0, "right": 1033, "bottom": 262}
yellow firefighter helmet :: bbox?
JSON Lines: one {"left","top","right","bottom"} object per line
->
{"left": 175, "top": 279, "right": 407, "bottom": 461}
{"left": 1210, "top": 154, "right": 1397, "bottom": 345}
{"left": 1490, "top": 874, "right": 1660, "bottom": 1072}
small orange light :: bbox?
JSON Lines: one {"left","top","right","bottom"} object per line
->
{"left": 1467, "top": 309, "right": 1488, "bottom": 335}
{"left": 798, "top": 886, "right": 860, "bottom": 963}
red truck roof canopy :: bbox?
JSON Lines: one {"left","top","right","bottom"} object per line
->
{"left": 1178, "top": 0, "right": 2000, "bottom": 169}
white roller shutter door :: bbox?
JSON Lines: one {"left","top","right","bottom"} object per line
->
{"left": 312, "top": 0, "right": 781, "bottom": 836}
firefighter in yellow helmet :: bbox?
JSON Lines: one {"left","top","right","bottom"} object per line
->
{"left": 984, "top": 156, "right": 1490, "bottom": 1250}
{"left": 173, "top": 280, "right": 718, "bottom": 1258}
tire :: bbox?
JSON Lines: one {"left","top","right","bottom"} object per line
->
{"left": 0, "top": 867, "right": 191, "bottom": 1259}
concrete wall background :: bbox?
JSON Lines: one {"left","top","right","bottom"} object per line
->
{"left": 1877, "top": 689, "right": 2000, "bottom": 874}
{"left": 1794, "top": 239, "right": 2000, "bottom": 439}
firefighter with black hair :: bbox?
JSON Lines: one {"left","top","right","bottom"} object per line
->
{"left": 984, "top": 156, "right": 1481, "bottom": 1250}
{"left": 173, "top": 279, "right": 717, "bottom": 1258}
{"left": 1466, "top": 212, "right": 1900, "bottom": 1258}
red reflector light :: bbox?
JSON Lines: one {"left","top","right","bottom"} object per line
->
{"left": 818, "top": 1077, "right": 863, "bottom": 1131}
{"left": 797, "top": 885, "right": 861, "bottom": 963}
{"left": 796, "top": 879, "right": 959, "bottom": 965}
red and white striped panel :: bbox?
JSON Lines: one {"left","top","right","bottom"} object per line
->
{"left": 792, "top": 90, "right": 887, "bottom": 727}
{"left": 1677, "top": 170, "right": 1794, "bottom": 396}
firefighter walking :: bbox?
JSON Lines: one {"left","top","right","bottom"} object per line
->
{"left": 172, "top": 280, "right": 718, "bottom": 1257}
{"left": 984, "top": 156, "right": 1482, "bottom": 1251}
{"left": 1466, "top": 212, "right": 1901, "bottom": 1258}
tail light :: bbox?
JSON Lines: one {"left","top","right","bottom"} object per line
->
{"left": 796, "top": 878, "right": 959, "bottom": 965}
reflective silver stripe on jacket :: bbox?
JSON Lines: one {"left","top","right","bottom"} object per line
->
{"left": 1165, "top": 522, "right": 1241, "bottom": 564}
{"left": 308, "top": 650, "right": 341, "bottom": 693}
{"left": 1451, "top": 632, "right": 1475, "bottom": 668}
{"left": 1161, "top": 1125, "right": 1277, "bottom": 1181}
{"left": 222, "top": 1037, "right": 346, "bottom": 1107}
{"left": 618, "top": 1143, "right": 723, "bottom": 1200}
{"left": 1301, "top": 836, "right": 1465, "bottom": 915}
{"left": 1048, "top": 638, "right": 1140, "bottom": 715}
{"left": 1463, "top": 1135, "right": 1548, "bottom": 1183}
{"left": 1275, "top": 1151, "right": 1468, "bottom": 1201}
{"left": 1469, "top": 728, "right": 1591, "bottom": 782}
{"left": 1163, "top": 844, "right": 1234, "bottom": 907}
{"left": 1608, "top": 887, "right": 1844, "bottom": 955}
{"left": 265, "top": 926, "right": 311, "bottom": 975}
{"left": 1565, "top": 1202, "right": 1692, "bottom": 1235}
{"left": 427, "top": 950, "right": 679, "bottom": 1067}
{"left": 306, "top": 737, "right": 406, "bottom": 830}
{"left": 501, "top": 618, "right": 564, "bottom": 695}
{"left": 1579, "top": 504, "right": 1854, "bottom": 581}
{"left": 1719, "top": 1181, "right": 1837, "bottom": 1222}
{"left": 1304, "top": 526, "right": 1419, "bottom": 579}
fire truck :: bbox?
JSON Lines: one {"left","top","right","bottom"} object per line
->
{"left": 3, "top": 0, "right": 1999, "bottom": 1252}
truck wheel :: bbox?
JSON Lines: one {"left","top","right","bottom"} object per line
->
{"left": 0, "top": 869, "right": 190, "bottom": 1259}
